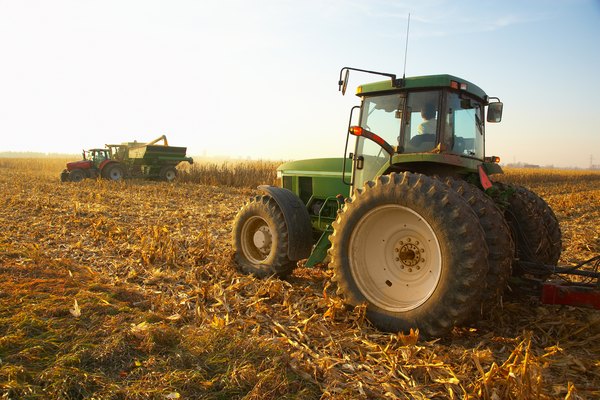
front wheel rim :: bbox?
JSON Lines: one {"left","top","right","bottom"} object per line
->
{"left": 240, "top": 216, "right": 273, "bottom": 264}
{"left": 72, "top": 172, "right": 83, "bottom": 182}
{"left": 348, "top": 204, "right": 442, "bottom": 312}
{"left": 165, "top": 170, "right": 176, "bottom": 181}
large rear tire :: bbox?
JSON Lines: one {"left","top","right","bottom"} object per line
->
{"left": 329, "top": 172, "right": 489, "bottom": 337}
{"left": 232, "top": 195, "right": 297, "bottom": 278}
{"left": 442, "top": 178, "right": 514, "bottom": 315}
{"left": 515, "top": 186, "right": 562, "bottom": 265}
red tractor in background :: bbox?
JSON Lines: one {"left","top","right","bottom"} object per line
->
{"left": 61, "top": 148, "right": 124, "bottom": 182}
{"left": 60, "top": 135, "right": 193, "bottom": 182}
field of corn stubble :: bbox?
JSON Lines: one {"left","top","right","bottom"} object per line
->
{"left": 1, "top": 158, "right": 599, "bottom": 399}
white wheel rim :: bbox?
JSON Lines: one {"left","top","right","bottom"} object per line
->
{"left": 110, "top": 168, "right": 122, "bottom": 180}
{"left": 348, "top": 204, "right": 442, "bottom": 312}
{"left": 240, "top": 216, "right": 273, "bottom": 264}
{"left": 165, "top": 169, "right": 176, "bottom": 181}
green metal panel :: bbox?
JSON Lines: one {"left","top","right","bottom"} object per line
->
{"left": 278, "top": 158, "right": 352, "bottom": 201}
{"left": 278, "top": 158, "right": 350, "bottom": 178}
{"left": 128, "top": 145, "right": 187, "bottom": 159}
{"left": 357, "top": 74, "right": 488, "bottom": 101}
{"left": 124, "top": 145, "right": 192, "bottom": 167}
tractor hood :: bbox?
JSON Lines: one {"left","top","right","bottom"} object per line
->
{"left": 66, "top": 160, "right": 92, "bottom": 171}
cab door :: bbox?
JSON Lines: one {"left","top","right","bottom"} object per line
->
{"left": 352, "top": 93, "right": 404, "bottom": 189}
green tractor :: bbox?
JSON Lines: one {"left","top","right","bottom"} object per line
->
{"left": 232, "top": 68, "right": 561, "bottom": 337}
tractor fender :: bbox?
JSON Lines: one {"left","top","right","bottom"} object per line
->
{"left": 258, "top": 185, "right": 313, "bottom": 261}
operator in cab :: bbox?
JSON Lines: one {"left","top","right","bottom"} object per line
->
{"left": 418, "top": 103, "right": 437, "bottom": 135}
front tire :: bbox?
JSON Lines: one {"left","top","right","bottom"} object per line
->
{"left": 69, "top": 169, "right": 86, "bottom": 182}
{"left": 232, "top": 195, "right": 296, "bottom": 278}
{"left": 329, "top": 173, "right": 489, "bottom": 337}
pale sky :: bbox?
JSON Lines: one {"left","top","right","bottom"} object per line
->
{"left": 1, "top": 0, "right": 599, "bottom": 168}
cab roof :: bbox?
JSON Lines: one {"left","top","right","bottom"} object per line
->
{"left": 356, "top": 74, "right": 488, "bottom": 102}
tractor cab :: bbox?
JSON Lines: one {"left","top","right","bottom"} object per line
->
{"left": 84, "top": 149, "right": 111, "bottom": 169}
{"left": 343, "top": 71, "right": 503, "bottom": 188}
{"left": 64, "top": 148, "right": 112, "bottom": 175}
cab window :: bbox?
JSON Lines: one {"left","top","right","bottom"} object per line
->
{"left": 402, "top": 91, "right": 441, "bottom": 153}
{"left": 444, "top": 93, "right": 484, "bottom": 159}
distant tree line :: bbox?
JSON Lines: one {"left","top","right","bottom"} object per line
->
{"left": 0, "top": 152, "right": 77, "bottom": 158}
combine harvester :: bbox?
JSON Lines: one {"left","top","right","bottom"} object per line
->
{"left": 60, "top": 135, "right": 193, "bottom": 182}
{"left": 232, "top": 67, "right": 600, "bottom": 337}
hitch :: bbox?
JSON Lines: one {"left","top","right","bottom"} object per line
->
{"left": 516, "top": 255, "right": 600, "bottom": 310}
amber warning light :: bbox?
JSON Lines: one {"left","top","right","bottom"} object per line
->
{"left": 485, "top": 156, "right": 501, "bottom": 164}
{"left": 349, "top": 126, "right": 395, "bottom": 155}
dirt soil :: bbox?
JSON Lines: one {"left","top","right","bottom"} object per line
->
{"left": 1, "top": 164, "right": 599, "bottom": 399}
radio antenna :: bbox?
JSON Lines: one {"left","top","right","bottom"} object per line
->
{"left": 402, "top": 13, "right": 411, "bottom": 80}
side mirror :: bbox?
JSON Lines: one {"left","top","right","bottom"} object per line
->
{"left": 339, "top": 69, "right": 350, "bottom": 95}
{"left": 487, "top": 102, "right": 503, "bottom": 123}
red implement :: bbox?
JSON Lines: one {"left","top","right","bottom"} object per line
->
{"left": 541, "top": 282, "right": 600, "bottom": 310}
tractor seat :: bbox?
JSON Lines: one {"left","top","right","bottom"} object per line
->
{"left": 405, "top": 134, "right": 436, "bottom": 153}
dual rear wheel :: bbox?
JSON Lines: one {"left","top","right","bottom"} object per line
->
{"left": 491, "top": 183, "right": 561, "bottom": 276}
